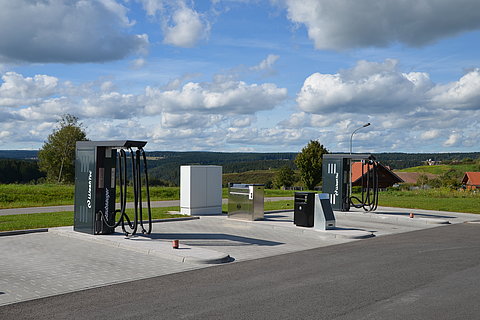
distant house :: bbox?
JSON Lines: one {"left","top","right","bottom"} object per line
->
{"left": 394, "top": 172, "right": 438, "bottom": 185}
{"left": 461, "top": 172, "right": 480, "bottom": 190}
{"left": 351, "top": 162, "right": 404, "bottom": 189}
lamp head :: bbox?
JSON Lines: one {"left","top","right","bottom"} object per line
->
{"left": 363, "top": 122, "right": 371, "bottom": 127}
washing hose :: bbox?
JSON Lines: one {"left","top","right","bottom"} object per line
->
{"left": 99, "top": 147, "right": 152, "bottom": 236}
{"left": 349, "top": 159, "right": 379, "bottom": 212}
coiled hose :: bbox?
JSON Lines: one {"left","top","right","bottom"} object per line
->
{"left": 99, "top": 147, "right": 152, "bottom": 236}
{"left": 349, "top": 159, "right": 379, "bottom": 212}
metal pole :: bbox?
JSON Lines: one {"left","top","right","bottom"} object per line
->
{"left": 349, "top": 123, "right": 370, "bottom": 154}
{"left": 348, "top": 123, "right": 370, "bottom": 202}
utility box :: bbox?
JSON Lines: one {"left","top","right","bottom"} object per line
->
{"left": 180, "top": 165, "right": 222, "bottom": 215}
{"left": 313, "top": 193, "right": 336, "bottom": 230}
{"left": 294, "top": 192, "right": 315, "bottom": 227}
{"left": 228, "top": 184, "right": 264, "bottom": 221}
{"left": 74, "top": 140, "right": 146, "bottom": 235}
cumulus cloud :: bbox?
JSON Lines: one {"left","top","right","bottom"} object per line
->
{"left": 429, "top": 69, "right": 480, "bottom": 110}
{"left": 145, "top": 79, "right": 287, "bottom": 114}
{"left": 230, "top": 116, "right": 255, "bottom": 128}
{"left": 0, "top": 0, "right": 148, "bottom": 63}
{"left": 290, "top": 59, "right": 480, "bottom": 152}
{"left": 0, "top": 72, "right": 58, "bottom": 107}
{"left": 0, "top": 69, "right": 292, "bottom": 150}
{"left": 136, "top": 0, "right": 211, "bottom": 48}
{"left": 420, "top": 129, "right": 440, "bottom": 140}
{"left": 443, "top": 133, "right": 462, "bottom": 147}
{"left": 296, "top": 60, "right": 480, "bottom": 116}
{"left": 79, "top": 92, "right": 146, "bottom": 119}
{"left": 282, "top": 0, "right": 480, "bottom": 50}
{"left": 163, "top": 3, "right": 210, "bottom": 47}
{"left": 226, "top": 127, "right": 307, "bottom": 146}
{"left": 161, "top": 112, "right": 224, "bottom": 128}
{"left": 297, "top": 59, "right": 433, "bottom": 114}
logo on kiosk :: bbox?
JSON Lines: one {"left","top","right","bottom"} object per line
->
{"left": 87, "top": 170, "right": 92, "bottom": 209}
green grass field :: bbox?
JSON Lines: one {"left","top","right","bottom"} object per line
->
{"left": 397, "top": 164, "right": 478, "bottom": 174}
{"left": 1, "top": 183, "right": 479, "bottom": 232}
{"left": 0, "top": 184, "right": 294, "bottom": 209}
{"left": 377, "top": 188, "right": 480, "bottom": 214}
{"left": 0, "top": 206, "right": 184, "bottom": 232}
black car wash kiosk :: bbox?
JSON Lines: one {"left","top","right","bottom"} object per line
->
{"left": 322, "top": 154, "right": 379, "bottom": 212}
{"left": 74, "top": 140, "right": 152, "bottom": 236}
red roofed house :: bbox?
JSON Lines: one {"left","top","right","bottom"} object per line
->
{"left": 461, "top": 172, "right": 480, "bottom": 190}
{"left": 394, "top": 172, "right": 438, "bottom": 185}
{"left": 351, "top": 162, "right": 404, "bottom": 189}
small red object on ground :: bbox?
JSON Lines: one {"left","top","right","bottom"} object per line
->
{"left": 409, "top": 213, "right": 414, "bottom": 218}
{"left": 172, "top": 239, "right": 179, "bottom": 249}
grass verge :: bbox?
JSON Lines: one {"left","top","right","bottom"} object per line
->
{"left": 0, "top": 184, "right": 294, "bottom": 209}
{"left": 0, "top": 200, "right": 295, "bottom": 232}
{"left": 378, "top": 190, "right": 480, "bottom": 214}
{"left": 0, "top": 206, "right": 184, "bottom": 232}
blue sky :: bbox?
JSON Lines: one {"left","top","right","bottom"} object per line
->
{"left": 1, "top": 0, "right": 480, "bottom": 153}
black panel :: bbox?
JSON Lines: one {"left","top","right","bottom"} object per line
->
{"left": 294, "top": 192, "right": 315, "bottom": 227}
{"left": 74, "top": 146, "right": 96, "bottom": 234}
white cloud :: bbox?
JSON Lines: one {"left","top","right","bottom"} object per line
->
{"left": 79, "top": 92, "right": 146, "bottom": 119}
{"left": 0, "top": 0, "right": 148, "bottom": 63}
{"left": 281, "top": 0, "right": 480, "bottom": 50}
{"left": 429, "top": 69, "right": 480, "bottom": 110}
{"left": 230, "top": 116, "right": 255, "bottom": 128}
{"left": 421, "top": 130, "right": 440, "bottom": 140}
{"left": 226, "top": 127, "right": 307, "bottom": 146}
{"left": 145, "top": 79, "right": 287, "bottom": 114}
{"left": 297, "top": 59, "right": 432, "bottom": 114}
{"left": 161, "top": 112, "right": 224, "bottom": 128}
{"left": 136, "top": 0, "right": 165, "bottom": 16}
{"left": 288, "top": 60, "right": 480, "bottom": 153}
{"left": 251, "top": 54, "right": 280, "bottom": 72}
{"left": 0, "top": 72, "right": 58, "bottom": 107}
{"left": 443, "top": 133, "right": 461, "bottom": 147}
{"left": 163, "top": 3, "right": 210, "bottom": 48}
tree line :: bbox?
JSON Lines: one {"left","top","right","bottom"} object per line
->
{"left": 0, "top": 159, "right": 45, "bottom": 183}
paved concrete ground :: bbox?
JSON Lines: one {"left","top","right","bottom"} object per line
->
{"left": 0, "top": 206, "right": 478, "bottom": 309}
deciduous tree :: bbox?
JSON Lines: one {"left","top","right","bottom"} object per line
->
{"left": 295, "top": 140, "right": 328, "bottom": 190}
{"left": 38, "top": 114, "right": 88, "bottom": 183}
{"left": 273, "top": 165, "right": 296, "bottom": 189}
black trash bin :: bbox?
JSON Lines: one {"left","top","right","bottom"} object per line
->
{"left": 294, "top": 192, "right": 316, "bottom": 227}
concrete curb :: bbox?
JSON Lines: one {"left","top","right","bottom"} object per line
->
{"left": 0, "top": 217, "right": 199, "bottom": 237}
{"left": 0, "top": 228, "right": 48, "bottom": 237}
{"left": 213, "top": 216, "right": 374, "bottom": 240}
{"left": 336, "top": 211, "right": 451, "bottom": 225}
{"left": 49, "top": 225, "right": 232, "bottom": 265}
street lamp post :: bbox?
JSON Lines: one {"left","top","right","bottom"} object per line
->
{"left": 349, "top": 122, "right": 370, "bottom": 155}
{"left": 348, "top": 122, "right": 371, "bottom": 204}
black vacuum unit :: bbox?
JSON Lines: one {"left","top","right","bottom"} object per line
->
{"left": 322, "top": 154, "right": 379, "bottom": 212}
{"left": 294, "top": 192, "right": 315, "bottom": 227}
{"left": 74, "top": 140, "right": 152, "bottom": 236}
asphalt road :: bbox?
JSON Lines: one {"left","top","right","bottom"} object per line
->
{"left": 2, "top": 222, "right": 480, "bottom": 319}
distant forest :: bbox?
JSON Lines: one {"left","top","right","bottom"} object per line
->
{"left": 1, "top": 150, "right": 479, "bottom": 185}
